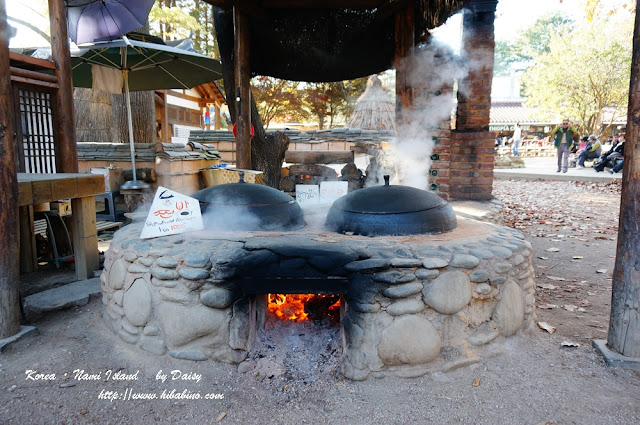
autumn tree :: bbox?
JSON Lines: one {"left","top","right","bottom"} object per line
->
{"left": 302, "top": 79, "right": 367, "bottom": 129}
{"left": 523, "top": 13, "right": 632, "bottom": 135}
{"left": 581, "top": 0, "right": 636, "bottom": 21}
{"left": 251, "top": 77, "right": 306, "bottom": 129}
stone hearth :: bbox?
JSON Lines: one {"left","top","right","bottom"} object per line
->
{"left": 101, "top": 218, "right": 535, "bottom": 380}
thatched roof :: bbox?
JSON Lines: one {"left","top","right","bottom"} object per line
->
{"left": 347, "top": 75, "right": 396, "bottom": 131}
{"left": 208, "top": 0, "right": 474, "bottom": 82}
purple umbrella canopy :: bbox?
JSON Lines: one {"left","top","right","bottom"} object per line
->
{"left": 67, "top": 0, "right": 155, "bottom": 45}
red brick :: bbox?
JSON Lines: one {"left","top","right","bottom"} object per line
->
{"left": 472, "top": 177, "right": 494, "bottom": 185}
{"left": 430, "top": 162, "right": 450, "bottom": 169}
{"left": 451, "top": 162, "right": 473, "bottom": 170}
{"left": 450, "top": 177, "right": 473, "bottom": 185}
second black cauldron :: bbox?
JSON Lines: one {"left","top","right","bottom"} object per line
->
{"left": 325, "top": 175, "right": 457, "bottom": 236}
{"left": 192, "top": 172, "right": 305, "bottom": 231}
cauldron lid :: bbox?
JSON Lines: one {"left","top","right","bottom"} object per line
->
{"left": 192, "top": 172, "right": 295, "bottom": 206}
{"left": 335, "top": 175, "right": 446, "bottom": 214}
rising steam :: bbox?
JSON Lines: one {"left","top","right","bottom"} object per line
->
{"left": 368, "top": 40, "right": 469, "bottom": 190}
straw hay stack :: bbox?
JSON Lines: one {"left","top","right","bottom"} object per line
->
{"left": 346, "top": 75, "right": 395, "bottom": 131}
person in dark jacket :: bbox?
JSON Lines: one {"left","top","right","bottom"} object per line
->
{"left": 595, "top": 140, "right": 624, "bottom": 172}
{"left": 610, "top": 158, "right": 624, "bottom": 173}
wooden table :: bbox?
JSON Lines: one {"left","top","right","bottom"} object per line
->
{"left": 18, "top": 173, "right": 105, "bottom": 280}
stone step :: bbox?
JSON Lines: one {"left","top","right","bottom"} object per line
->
{"left": 23, "top": 277, "right": 101, "bottom": 318}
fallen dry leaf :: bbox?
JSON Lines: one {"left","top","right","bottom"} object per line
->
{"left": 537, "top": 283, "right": 557, "bottom": 290}
{"left": 547, "top": 276, "right": 566, "bottom": 281}
{"left": 546, "top": 248, "right": 560, "bottom": 252}
{"left": 538, "top": 256, "right": 549, "bottom": 260}
{"left": 537, "top": 322, "right": 556, "bottom": 333}
{"left": 563, "top": 304, "right": 578, "bottom": 312}
{"left": 216, "top": 412, "right": 227, "bottom": 422}
{"left": 596, "top": 269, "right": 608, "bottom": 274}
{"left": 577, "top": 300, "right": 591, "bottom": 307}
{"left": 561, "top": 341, "right": 580, "bottom": 348}
{"left": 572, "top": 256, "right": 583, "bottom": 259}
{"left": 538, "top": 304, "right": 558, "bottom": 309}
{"left": 472, "top": 378, "right": 481, "bottom": 387}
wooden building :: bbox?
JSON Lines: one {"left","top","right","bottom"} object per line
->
{"left": 1, "top": 0, "right": 104, "bottom": 339}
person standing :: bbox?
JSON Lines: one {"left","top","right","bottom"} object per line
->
{"left": 550, "top": 119, "right": 578, "bottom": 173}
{"left": 512, "top": 123, "right": 522, "bottom": 156}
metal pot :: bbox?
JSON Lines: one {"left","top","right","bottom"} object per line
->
{"left": 192, "top": 172, "right": 305, "bottom": 231}
{"left": 325, "top": 175, "right": 457, "bottom": 236}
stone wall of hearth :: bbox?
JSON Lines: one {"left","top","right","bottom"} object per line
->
{"left": 101, "top": 219, "right": 535, "bottom": 380}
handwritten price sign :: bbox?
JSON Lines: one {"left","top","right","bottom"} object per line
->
{"left": 140, "top": 187, "right": 204, "bottom": 239}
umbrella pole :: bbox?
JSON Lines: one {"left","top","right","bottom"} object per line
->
{"left": 120, "top": 68, "right": 149, "bottom": 190}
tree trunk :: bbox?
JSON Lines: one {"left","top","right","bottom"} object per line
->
{"left": 607, "top": 6, "right": 640, "bottom": 358}
{"left": 74, "top": 88, "right": 114, "bottom": 143}
{"left": 213, "top": 7, "right": 289, "bottom": 189}
{"left": 0, "top": 0, "right": 22, "bottom": 339}
{"left": 111, "top": 91, "right": 156, "bottom": 143}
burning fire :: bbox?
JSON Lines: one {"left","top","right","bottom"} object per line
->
{"left": 268, "top": 294, "right": 341, "bottom": 322}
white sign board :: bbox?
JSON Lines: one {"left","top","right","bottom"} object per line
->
{"left": 140, "top": 187, "right": 204, "bottom": 239}
{"left": 295, "top": 185, "right": 320, "bottom": 206}
{"left": 320, "top": 181, "right": 348, "bottom": 202}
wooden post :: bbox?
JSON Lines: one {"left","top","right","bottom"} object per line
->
{"left": 606, "top": 5, "right": 640, "bottom": 358}
{"left": 71, "top": 196, "right": 99, "bottom": 280}
{"left": 49, "top": 0, "right": 78, "bottom": 173}
{"left": 19, "top": 206, "right": 36, "bottom": 273}
{"left": 214, "top": 104, "right": 221, "bottom": 130}
{"left": 394, "top": 3, "right": 414, "bottom": 129}
{"left": 234, "top": 7, "right": 251, "bottom": 169}
{"left": 0, "top": 0, "right": 21, "bottom": 339}
{"left": 157, "top": 91, "right": 169, "bottom": 143}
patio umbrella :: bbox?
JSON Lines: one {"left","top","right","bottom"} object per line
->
{"left": 68, "top": 35, "right": 223, "bottom": 189}
{"left": 66, "top": 0, "right": 155, "bottom": 45}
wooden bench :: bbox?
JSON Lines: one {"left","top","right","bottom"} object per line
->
{"left": 18, "top": 173, "right": 104, "bottom": 279}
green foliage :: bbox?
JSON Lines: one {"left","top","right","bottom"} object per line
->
{"left": 494, "top": 40, "right": 519, "bottom": 75}
{"left": 523, "top": 13, "right": 632, "bottom": 135}
{"left": 494, "top": 12, "right": 574, "bottom": 74}
{"left": 148, "top": 0, "right": 218, "bottom": 58}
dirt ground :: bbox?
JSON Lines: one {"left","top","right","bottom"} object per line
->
{"left": 1, "top": 179, "right": 639, "bottom": 425}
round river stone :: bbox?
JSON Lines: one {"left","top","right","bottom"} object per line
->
{"left": 378, "top": 315, "right": 441, "bottom": 366}
{"left": 422, "top": 271, "right": 472, "bottom": 314}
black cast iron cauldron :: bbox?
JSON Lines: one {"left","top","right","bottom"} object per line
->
{"left": 192, "top": 172, "right": 305, "bottom": 231}
{"left": 325, "top": 175, "right": 457, "bottom": 236}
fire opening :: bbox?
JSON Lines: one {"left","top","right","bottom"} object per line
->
{"left": 268, "top": 294, "right": 341, "bottom": 323}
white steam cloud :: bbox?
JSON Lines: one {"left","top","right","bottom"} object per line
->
{"left": 368, "top": 40, "right": 469, "bottom": 191}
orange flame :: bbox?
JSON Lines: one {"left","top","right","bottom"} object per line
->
{"left": 268, "top": 294, "right": 340, "bottom": 322}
